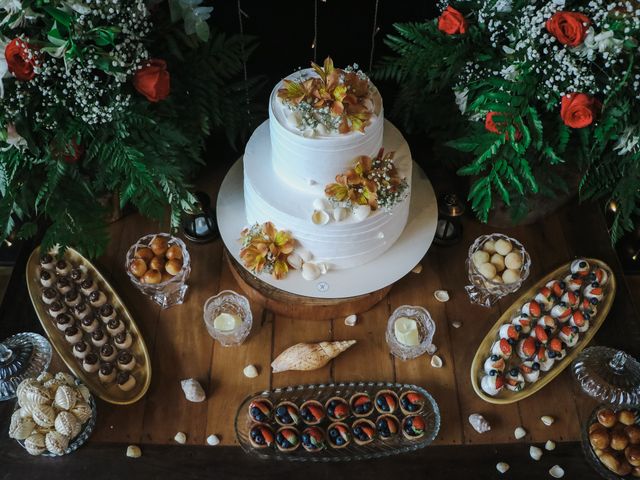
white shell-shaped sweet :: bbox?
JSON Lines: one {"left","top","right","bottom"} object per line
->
{"left": 19, "top": 383, "right": 52, "bottom": 407}
{"left": 55, "top": 372, "right": 76, "bottom": 385}
{"left": 301, "top": 262, "right": 320, "bottom": 281}
{"left": 332, "top": 207, "right": 348, "bottom": 222}
{"left": 313, "top": 198, "right": 330, "bottom": 211}
{"left": 426, "top": 344, "right": 438, "bottom": 355}
{"left": 180, "top": 378, "right": 206, "bottom": 403}
{"left": 18, "top": 404, "right": 34, "bottom": 418}
{"left": 287, "top": 252, "right": 303, "bottom": 270}
{"left": 206, "top": 434, "right": 220, "bottom": 446}
{"left": 311, "top": 209, "right": 330, "bottom": 225}
{"left": 430, "top": 355, "right": 443, "bottom": 368}
{"left": 545, "top": 440, "right": 556, "bottom": 451}
{"left": 126, "top": 445, "right": 142, "bottom": 458}
{"left": 55, "top": 411, "right": 80, "bottom": 438}
{"left": 37, "top": 372, "right": 53, "bottom": 383}
{"left": 45, "top": 430, "right": 69, "bottom": 455}
{"left": 452, "top": 320, "right": 462, "bottom": 328}
{"left": 16, "top": 378, "right": 38, "bottom": 399}
{"left": 344, "top": 314, "right": 357, "bottom": 327}
{"left": 541, "top": 415, "right": 555, "bottom": 426}
{"left": 549, "top": 465, "right": 565, "bottom": 478}
{"left": 76, "top": 384, "right": 91, "bottom": 403}
{"left": 514, "top": 426, "right": 527, "bottom": 439}
{"left": 468, "top": 413, "right": 491, "bottom": 434}
{"left": 297, "top": 248, "right": 313, "bottom": 263}
{"left": 412, "top": 263, "right": 423, "bottom": 274}
{"left": 44, "top": 378, "right": 65, "bottom": 394}
{"left": 54, "top": 385, "right": 77, "bottom": 411}
{"left": 9, "top": 410, "right": 35, "bottom": 440}
{"left": 496, "top": 462, "right": 510, "bottom": 474}
{"left": 317, "top": 262, "right": 329, "bottom": 275}
{"left": 70, "top": 402, "right": 92, "bottom": 424}
{"left": 174, "top": 432, "right": 187, "bottom": 444}
{"left": 352, "top": 204, "right": 371, "bottom": 222}
{"left": 24, "top": 433, "right": 47, "bottom": 455}
{"left": 434, "top": 290, "right": 450, "bottom": 302}
{"left": 530, "top": 445, "right": 543, "bottom": 461}
{"left": 243, "top": 364, "right": 258, "bottom": 378}
{"left": 31, "top": 404, "right": 56, "bottom": 428}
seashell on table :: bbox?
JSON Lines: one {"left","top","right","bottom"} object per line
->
{"left": 271, "top": 340, "right": 356, "bottom": 373}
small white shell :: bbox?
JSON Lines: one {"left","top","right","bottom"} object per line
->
{"left": 430, "top": 355, "right": 443, "bottom": 368}
{"left": 311, "top": 209, "right": 330, "bottom": 225}
{"left": 434, "top": 290, "right": 450, "bottom": 302}
{"left": 207, "top": 434, "right": 220, "bottom": 446}
{"left": 44, "top": 378, "right": 65, "bottom": 394}
{"left": 468, "top": 413, "right": 491, "bottom": 434}
{"left": 541, "top": 415, "right": 555, "bottom": 426}
{"left": 126, "top": 444, "right": 142, "bottom": 458}
{"left": 297, "top": 248, "right": 313, "bottom": 263}
{"left": 412, "top": 264, "right": 423, "bottom": 274}
{"left": 549, "top": 465, "right": 564, "bottom": 478}
{"left": 352, "top": 204, "right": 371, "bottom": 222}
{"left": 426, "top": 344, "right": 438, "bottom": 355}
{"left": 313, "top": 198, "right": 330, "bottom": 211}
{"left": 452, "top": 320, "right": 462, "bottom": 329}
{"left": 55, "top": 411, "right": 81, "bottom": 438}
{"left": 514, "top": 426, "right": 527, "bottom": 439}
{"left": 54, "top": 385, "right": 77, "bottom": 411}
{"left": 333, "top": 207, "right": 348, "bottom": 222}
{"left": 496, "top": 462, "right": 510, "bottom": 474}
{"left": 70, "top": 402, "right": 92, "bottom": 424}
{"left": 287, "top": 252, "right": 303, "bottom": 270}
{"left": 9, "top": 410, "right": 35, "bottom": 440}
{"left": 243, "top": 364, "right": 258, "bottom": 378}
{"left": 530, "top": 445, "right": 543, "bottom": 461}
{"left": 31, "top": 404, "right": 56, "bottom": 428}
{"left": 302, "top": 263, "right": 321, "bottom": 281}
{"left": 344, "top": 314, "right": 357, "bottom": 327}
{"left": 45, "top": 431, "right": 69, "bottom": 455}
{"left": 545, "top": 440, "right": 556, "bottom": 451}
{"left": 174, "top": 432, "right": 187, "bottom": 444}
{"left": 18, "top": 404, "right": 34, "bottom": 418}
{"left": 317, "top": 262, "right": 329, "bottom": 275}
{"left": 24, "top": 433, "right": 47, "bottom": 456}
{"left": 181, "top": 378, "right": 206, "bottom": 403}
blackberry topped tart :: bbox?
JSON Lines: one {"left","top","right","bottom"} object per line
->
{"left": 301, "top": 426, "right": 326, "bottom": 452}
{"left": 300, "top": 400, "right": 325, "bottom": 425}
{"left": 376, "top": 414, "right": 400, "bottom": 440}
{"left": 352, "top": 418, "right": 376, "bottom": 445}
{"left": 325, "top": 397, "right": 350, "bottom": 422}
{"left": 248, "top": 398, "right": 273, "bottom": 423}
{"left": 250, "top": 424, "right": 275, "bottom": 449}
{"left": 327, "top": 422, "right": 351, "bottom": 449}
{"left": 374, "top": 389, "right": 399, "bottom": 414}
{"left": 402, "top": 414, "right": 426, "bottom": 440}
{"left": 350, "top": 392, "right": 373, "bottom": 417}
{"left": 399, "top": 390, "right": 425, "bottom": 415}
{"left": 274, "top": 401, "right": 300, "bottom": 426}
{"left": 275, "top": 427, "right": 300, "bottom": 452}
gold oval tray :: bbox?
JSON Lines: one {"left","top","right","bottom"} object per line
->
{"left": 26, "top": 246, "right": 152, "bottom": 405}
{"left": 470, "top": 258, "right": 616, "bottom": 405}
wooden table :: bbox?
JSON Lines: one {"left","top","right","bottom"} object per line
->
{"left": 1, "top": 162, "right": 639, "bottom": 479}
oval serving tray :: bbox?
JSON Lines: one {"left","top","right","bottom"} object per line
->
{"left": 25, "top": 246, "right": 152, "bottom": 405}
{"left": 234, "top": 381, "right": 440, "bottom": 462}
{"left": 470, "top": 258, "right": 616, "bottom": 405}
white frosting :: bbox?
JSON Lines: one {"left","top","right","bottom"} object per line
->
{"left": 269, "top": 68, "right": 384, "bottom": 195}
{"left": 243, "top": 120, "right": 412, "bottom": 270}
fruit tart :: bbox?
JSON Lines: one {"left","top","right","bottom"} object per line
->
{"left": 325, "top": 397, "right": 349, "bottom": 422}
{"left": 327, "top": 422, "right": 351, "bottom": 449}
{"left": 349, "top": 392, "right": 373, "bottom": 417}
{"left": 248, "top": 398, "right": 273, "bottom": 424}
{"left": 249, "top": 424, "right": 275, "bottom": 449}
{"left": 352, "top": 418, "right": 376, "bottom": 445}
{"left": 300, "top": 400, "right": 325, "bottom": 425}
{"left": 301, "top": 426, "right": 326, "bottom": 452}
{"left": 399, "top": 390, "right": 425, "bottom": 415}
{"left": 376, "top": 414, "right": 400, "bottom": 440}
{"left": 374, "top": 389, "right": 398, "bottom": 414}
{"left": 275, "top": 427, "right": 300, "bottom": 452}
{"left": 402, "top": 414, "right": 426, "bottom": 440}
{"left": 274, "top": 401, "right": 300, "bottom": 426}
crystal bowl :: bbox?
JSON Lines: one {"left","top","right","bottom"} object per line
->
{"left": 203, "top": 290, "right": 253, "bottom": 346}
{"left": 385, "top": 305, "right": 435, "bottom": 361}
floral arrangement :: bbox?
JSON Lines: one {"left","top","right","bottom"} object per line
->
{"left": 277, "top": 56, "right": 375, "bottom": 135}
{"left": 0, "top": 0, "right": 259, "bottom": 256}
{"left": 325, "top": 148, "right": 408, "bottom": 211}
{"left": 240, "top": 222, "right": 296, "bottom": 280}
{"left": 377, "top": 0, "right": 640, "bottom": 241}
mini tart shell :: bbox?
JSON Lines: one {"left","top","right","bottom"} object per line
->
{"left": 352, "top": 418, "right": 376, "bottom": 445}
{"left": 374, "top": 389, "right": 399, "bottom": 414}
{"left": 301, "top": 426, "right": 326, "bottom": 452}
{"left": 327, "top": 421, "right": 351, "bottom": 449}
{"left": 247, "top": 397, "right": 273, "bottom": 423}
{"left": 116, "top": 372, "right": 137, "bottom": 392}
{"left": 249, "top": 423, "right": 274, "bottom": 449}
{"left": 275, "top": 426, "right": 300, "bottom": 452}
{"left": 300, "top": 399, "right": 325, "bottom": 425}
{"left": 274, "top": 400, "right": 300, "bottom": 426}
{"left": 402, "top": 415, "right": 426, "bottom": 441}
{"left": 349, "top": 392, "right": 374, "bottom": 418}
{"left": 325, "top": 396, "right": 349, "bottom": 422}
{"left": 399, "top": 390, "right": 425, "bottom": 416}
{"left": 376, "top": 414, "right": 400, "bottom": 439}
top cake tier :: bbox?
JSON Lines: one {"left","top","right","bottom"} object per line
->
{"left": 269, "top": 67, "right": 384, "bottom": 195}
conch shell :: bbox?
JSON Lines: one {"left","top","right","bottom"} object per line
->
{"left": 271, "top": 340, "right": 356, "bottom": 373}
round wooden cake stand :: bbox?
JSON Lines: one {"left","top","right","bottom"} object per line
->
{"left": 225, "top": 250, "right": 391, "bottom": 320}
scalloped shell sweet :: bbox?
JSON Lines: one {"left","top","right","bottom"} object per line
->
{"left": 16, "top": 378, "right": 38, "bottom": 400}
{"left": 54, "top": 385, "right": 77, "bottom": 411}
{"left": 31, "top": 404, "right": 56, "bottom": 428}
{"left": 54, "top": 372, "right": 76, "bottom": 386}
{"left": 43, "top": 378, "right": 65, "bottom": 393}
{"left": 24, "top": 432, "right": 47, "bottom": 456}
{"left": 45, "top": 430, "right": 69, "bottom": 455}
{"left": 70, "top": 402, "right": 92, "bottom": 424}
{"left": 55, "top": 411, "right": 81, "bottom": 438}
{"left": 18, "top": 383, "right": 51, "bottom": 407}
{"left": 9, "top": 410, "right": 36, "bottom": 440}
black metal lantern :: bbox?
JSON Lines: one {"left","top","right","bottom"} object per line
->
{"left": 433, "top": 193, "right": 465, "bottom": 246}
{"left": 182, "top": 191, "right": 219, "bottom": 243}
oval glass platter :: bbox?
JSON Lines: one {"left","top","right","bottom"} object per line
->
{"left": 25, "top": 246, "right": 152, "bottom": 405}
{"left": 234, "top": 381, "right": 440, "bottom": 462}
{"left": 470, "top": 258, "right": 616, "bottom": 405}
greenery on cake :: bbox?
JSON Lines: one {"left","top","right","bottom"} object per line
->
{"left": 325, "top": 148, "right": 408, "bottom": 211}
{"left": 277, "top": 56, "right": 376, "bottom": 135}
{"left": 240, "top": 222, "right": 295, "bottom": 279}
{"left": 376, "top": 0, "right": 640, "bottom": 242}
{"left": 0, "top": 0, "right": 260, "bottom": 257}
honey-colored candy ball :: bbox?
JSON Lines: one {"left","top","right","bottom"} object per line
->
{"left": 626, "top": 425, "right": 640, "bottom": 445}
{"left": 150, "top": 236, "right": 169, "bottom": 256}
{"left": 505, "top": 251, "right": 523, "bottom": 270}
{"left": 165, "top": 259, "right": 183, "bottom": 276}
{"left": 598, "top": 409, "right": 618, "bottom": 428}
{"left": 619, "top": 410, "right": 637, "bottom": 426}
{"left": 502, "top": 268, "right": 521, "bottom": 284}
{"left": 134, "top": 247, "right": 154, "bottom": 263}
{"left": 590, "top": 429, "right": 611, "bottom": 450}
{"left": 490, "top": 253, "right": 505, "bottom": 273}
{"left": 161, "top": 272, "right": 173, "bottom": 283}
{"left": 129, "top": 259, "right": 148, "bottom": 278}
{"left": 143, "top": 269, "right": 162, "bottom": 285}
{"left": 494, "top": 238, "right": 513, "bottom": 256}
{"left": 472, "top": 250, "right": 490, "bottom": 267}
{"left": 149, "top": 256, "right": 166, "bottom": 271}
{"left": 165, "top": 245, "right": 183, "bottom": 261}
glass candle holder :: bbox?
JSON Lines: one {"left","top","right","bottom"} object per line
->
{"left": 125, "top": 233, "right": 191, "bottom": 309}
{"left": 465, "top": 233, "right": 531, "bottom": 308}
{"left": 203, "top": 290, "right": 253, "bottom": 346}
{"left": 385, "top": 305, "right": 435, "bottom": 361}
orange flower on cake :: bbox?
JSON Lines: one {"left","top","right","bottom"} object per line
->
{"left": 546, "top": 11, "right": 591, "bottom": 47}
{"left": 438, "top": 6, "right": 468, "bottom": 35}
{"left": 560, "top": 93, "right": 601, "bottom": 129}
{"left": 5, "top": 38, "right": 38, "bottom": 81}
{"left": 133, "top": 59, "right": 170, "bottom": 102}
{"left": 240, "top": 222, "right": 295, "bottom": 280}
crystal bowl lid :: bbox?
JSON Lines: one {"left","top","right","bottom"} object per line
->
{"left": 572, "top": 346, "right": 640, "bottom": 407}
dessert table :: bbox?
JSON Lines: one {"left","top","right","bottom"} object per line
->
{"left": 1, "top": 162, "right": 639, "bottom": 480}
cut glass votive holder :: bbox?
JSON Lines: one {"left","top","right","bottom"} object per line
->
{"left": 385, "top": 305, "right": 435, "bottom": 361}
{"left": 203, "top": 290, "right": 253, "bottom": 347}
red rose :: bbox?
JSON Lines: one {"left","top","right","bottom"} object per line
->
{"left": 438, "top": 6, "right": 467, "bottom": 35}
{"left": 485, "top": 112, "right": 521, "bottom": 140}
{"left": 5, "top": 38, "right": 37, "bottom": 81}
{"left": 560, "top": 93, "right": 600, "bottom": 128}
{"left": 546, "top": 12, "right": 591, "bottom": 47}
{"left": 133, "top": 59, "right": 170, "bottom": 102}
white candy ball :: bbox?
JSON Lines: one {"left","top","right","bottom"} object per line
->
{"left": 483, "top": 240, "right": 497, "bottom": 254}
{"left": 502, "top": 268, "right": 521, "bottom": 284}
{"left": 478, "top": 262, "right": 497, "bottom": 280}
{"left": 495, "top": 239, "right": 513, "bottom": 256}
{"left": 490, "top": 253, "right": 505, "bottom": 272}
{"left": 472, "top": 250, "right": 490, "bottom": 267}
{"left": 505, "top": 252, "right": 522, "bottom": 270}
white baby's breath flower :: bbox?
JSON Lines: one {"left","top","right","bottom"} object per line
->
{"left": 614, "top": 127, "right": 640, "bottom": 156}
{"left": 494, "top": 0, "right": 512, "bottom": 13}
{"left": 454, "top": 87, "right": 469, "bottom": 115}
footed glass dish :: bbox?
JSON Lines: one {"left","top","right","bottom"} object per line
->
{"left": 203, "top": 290, "right": 253, "bottom": 346}
{"left": 385, "top": 306, "right": 435, "bottom": 360}
{"left": 235, "top": 381, "right": 440, "bottom": 462}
